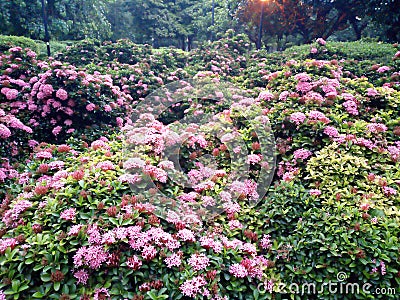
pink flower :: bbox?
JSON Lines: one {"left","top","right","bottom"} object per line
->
{"left": 141, "top": 245, "right": 157, "bottom": 261}
{"left": 180, "top": 276, "right": 207, "bottom": 298}
{"left": 96, "top": 161, "right": 115, "bottom": 171}
{"left": 293, "top": 148, "right": 312, "bottom": 160}
{"left": 343, "top": 100, "right": 359, "bottom": 115}
{"left": 247, "top": 154, "right": 262, "bottom": 165}
{"left": 324, "top": 126, "right": 339, "bottom": 137}
{"left": 60, "top": 208, "right": 76, "bottom": 220}
{"left": 94, "top": 288, "right": 110, "bottom": 300}
{"left": 27, "top": 50, "right": 37, "bottom": 58}
{"left": 316, "top": 38, "right": 326, "bottom": 45}
{"left": 52, "top": 126, "right": 62, "bottom": 136}
{"left": 366, "top": 123, "right": 387, "bottom": 133}
{"left": 366, "top": 88, "right": 379, "bottom": 97}
{"left": 294, "top": 73, "right": 311, "bottom": 82}
{"left": 290, "top": 112, "right": 306, "bottom": 125}
{"left": 35, "top": 151, "right": 53, "bottom": 159}
{"left": 188, "top": 253, "right": 210, "bottom": 271}
{"left": 309, "top": 189, "right": 322, "bottom": 196}
{"left": 104, "top": 104, "right": 112, "bottom": 112}
{"left": 42, "top": 84, "right": 54, "bottom": 97}
{"left": 360, "top": 203, "right": 370, "bottom": 211}
{"left": 55, "top": 88, "right": 68, "bottom": 100}
{"left": 73, "top": 245, "right": 109, "bottom": 269}
{"left": 260, "top": 234, "right": 272, "bottom": 249}
{"left": 371, "top": 217, "right": 378, "bottom": 224}
{"left": 126, "top": 255, "right": 142, "bottom": 270}
{"left": 258, "top": 91, "right": 274, "bottom": 101}
{"left": 0, "top": 238, "right": 18, "bottom": 254}
{"left": 228, "top": 219, "right": 243, "bottom": 230}
{"left": 296, "top": 81, "right": 313, "bottom": 93}
{"left": 0, "top": 124, "right": 11, "bottom": 139}
{"left": 229, "top": 263, "right": 248, "bottom": 278}
{"left": 383, "top": 186, "right": 397, "bottom": 197}
{"left": 377, "top": 66, "right": 390, "bottom": 73}
{"left": 165, "top": 253, "right": 182, "bottom": 268}
{"left": 116, "top": 117, "right": 124, "bottom": 127}
{"left": 177, "top": 229, "right": 196, "bottom": 242}
{"left": 6, "top": 89, "right": 19, "bottom": 100}
{"left": 307, "top": 110, "right": 329, "bottom": 123}
{"left": 118, "top": 173, "right": 141, "bottom": 184}
{"left": 310, "top": 47, "right": 318, "bottom": 54}
{"left": 68, "top": 225, "right": 83, "bottom": 236}
{"left": 74, "top": 269, "right": 89, "bottom": 285}
{"left": 380, "top": 261, "right": 386, "bottom": 275}
{"left": 86, "top": 103, "right": 96, "bottom": 111}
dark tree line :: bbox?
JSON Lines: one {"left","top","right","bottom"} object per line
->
{"left": 0, "top": 0, "right": 398, "bottom": 49}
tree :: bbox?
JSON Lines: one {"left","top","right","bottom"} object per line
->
{"left": 0, "top": 0, "right": 112, "bottom": 41}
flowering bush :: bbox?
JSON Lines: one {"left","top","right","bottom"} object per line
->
{"left": 0, "top": 36, "right": 399, "bottom": 299}
{"left": 0, "top": 47, "right": 133, "bottom": 157}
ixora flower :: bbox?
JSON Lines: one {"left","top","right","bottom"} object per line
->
{"left": 93, "top": 288, "right": 110, "bottom": 300}
{"left": 55, "top": 88, "right": 68, "bottom": 100}
{"left": 229, "top": 263, "right": 248, "bottom": 278}
{"left": 73, "top": 269, "right": 89, "bottom": 285}
{"left": 0, "top": 124, "right": 12, "bottom": 139}
{"left": 309, "top": 189, "right": 322, "bottom": 196}
{"left": 60, "top": 208, "right": 77, "bottom": 221}
{"left": 96, "top": 161, "right": 115, "bottom": 171}
{"left": 188, "top": 253, "right": 210, "bottom": 271}
{"left": 179, "top": 276, "right": 207, "bottom": 298}
{"left": 316, "top": 38, "right": 326, "bottom": 45}
{"left": 290, "top": 112, "right": 306, "bottom": 125}
{"left": 165, "top": 253, "right": 182, "bottom": 268}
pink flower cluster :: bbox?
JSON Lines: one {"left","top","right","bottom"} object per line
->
{"left": 165, "top": 253, "right": 182, "bottom": 268}
{"left": 74, "top": 269, "right": 89, "bottom": 285}
{"left": 343, "top": 100, "right": 359, "bottom": 115}
{"left": 293, "top": 148, "right": 312, "bottom": 160}
{"left": 324, "top": 126, "right": 339, "bottom": 137}
{"left": 180, "top": 276, "right": 207, "bottom": 298}
{"left": 376, "top": 66, "right": 390, "bottom": 73}
{"left": 366, "top": 123, "right": 387, "bottom": 133}
{"left": 229, "top": 263, "right": 248, "bottom": 278}
{"left": 307, "top": 110, "right": 330, "bottom": 123}
{"left": 0, "top": 238, "right": 18, "bottom": 254}
{"left": 316, "top": 38, "right": 326, "bottom": 45}
{"left": 55, "top": 88, "right": 68, "bottom": 100}
{"left": 257, "top": 90, "right": 274, "bottom": 101}
{"left": 60, "top": 208, "right": 77, "bottom": 221}
{"left": 96, "top": 161, "right": 115, "bottom": 171}
{"left": 188, "top": 253, "right": 210, "bottom": 271}
{"left": 73, "top": 245, "right": 109, "bottom": 269}
{"left": 290, "top": 112, "right": 306, "bottom": 125}
{"left": 260, "top": 234, "right": 272, "bottom": 249}
{"left": 309, "top": 189, "right": 322, "bottom": 196}
{"left": 2, "top": 200, "right": 32, "bottom": 227}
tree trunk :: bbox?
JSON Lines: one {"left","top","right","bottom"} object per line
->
{"left": 322, "top": 12, "right": 347, "bottom": 41}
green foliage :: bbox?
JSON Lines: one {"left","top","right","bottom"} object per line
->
{"left": 0, "top": 37, "right": 400, "bottom": 299}
{"left": 0, "top": 35, "right": 39, "bottom": 53}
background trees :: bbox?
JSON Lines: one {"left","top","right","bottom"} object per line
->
{"left": 0, "top": 0, "right": 398, "bottom": 49}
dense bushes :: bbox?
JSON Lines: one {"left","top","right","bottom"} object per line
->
{"left": 0, "top": 36, "right": 399, "bottom": 299}
{"left": 0, "top": 47, "right": 133, "bottom": 159}
{"left": 0, "top": 35, "right": 40, "bottom": 54}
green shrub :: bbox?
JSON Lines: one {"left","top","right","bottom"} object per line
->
{"left": 0, "top": 35, "right": 39, "bottom": 53}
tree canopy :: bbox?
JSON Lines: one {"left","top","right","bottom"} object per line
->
{"left": 0, "top": 0, "right": 398, "bottom": 48}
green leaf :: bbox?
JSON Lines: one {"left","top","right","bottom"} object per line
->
{"left": 53, "top": 282, "right": 60, "bottom": 292}
{"left": 41, "top": 274, "right": 51, "bottom": 282}
{"left": 32, "top": 292, "right": 44, "bottom": 298}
